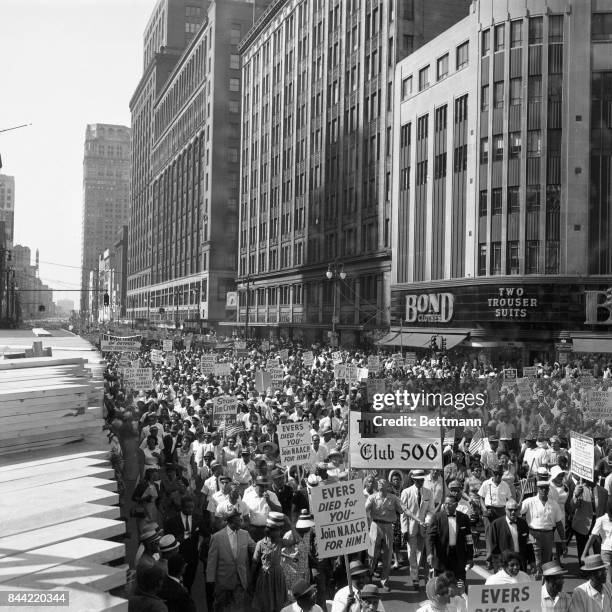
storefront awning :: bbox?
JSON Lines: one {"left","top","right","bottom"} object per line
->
{"left": 377, "top": 331, "right": 467, "bottom": 349}
{"left": 572, "top": 338, "right": 612, "bottom": 353}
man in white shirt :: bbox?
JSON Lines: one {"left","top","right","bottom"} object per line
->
{"left": 331, "top": 561, "right": 385, "bottom": 612}
{"left": 319, "top": 426, "right": 336, "bottom": 453}
{"left": 319, "top": 410, "right": 342, "bottom": 435}
{"left": 242, "top": 476, "right": 282, "bottom": 541}
{"left": 570, "top": 554, "right": 612, "bottom": 612}
{"left": 521, "top": 480, "right": 565, "bottom": 577}
{"left": 280, "top": 580, "right": 323, "bottom": 612}
{"left": 308, "top": 434, "right": 329, "bottom": 471}
{"left": 226, "top": 449, "right": 255, "bottom": 493}
{"left": 400, "top": 469, "right": 435, "bottom": 589}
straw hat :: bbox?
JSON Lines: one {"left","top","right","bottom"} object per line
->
{"left": 295, "top": 510, "right": 315, "bottom": 529}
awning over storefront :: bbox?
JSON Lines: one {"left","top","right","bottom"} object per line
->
{"left": 377, "top": 331, "right": 467, "bottom": 349}
{"left": 572, "top": 338, "right": 612, "bottom": 353}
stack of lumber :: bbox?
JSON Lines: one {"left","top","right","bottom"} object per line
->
{"left": 0, "top": 450, "right": 127, "bottom": 610}
{"left": 0, "top": 357, "right": 104, "bottom": 456}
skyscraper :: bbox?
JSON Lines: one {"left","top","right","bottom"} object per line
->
{"left": 236, "top": 0, "right": 470, "bottom": 345}
{"left": 80, "top": 124, "right": 131, "bottom": 314}
{"left": 0, "top": 174, "right": 15, "bottom": 247}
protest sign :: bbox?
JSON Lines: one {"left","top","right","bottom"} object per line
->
{"left": 266, "top": 358, "right": 280, "bottom": 369}
{"left": 570, "top": 431, "right": 595, "bottom": 482}
{"left": 260, "top": 340, "right": 270, "bottom": 352}
{"left": 303, "top": 351, "right": 314, "bottom": 367}
{"left": 404, "top": 351, "right": 417, "bottom": 366}
{"left": 334, "top": 364, "right": 361, "bottom": 382}
{"left": 331, "top": 351, "right": 342, "bottom": 364}
{"left": 150, "top": 349, "right": 163, "bottom": 365}
{"left": 162, "top": 339, "right": 173, "bottom": 352}
{"left": 278, "top": 422, "right": 312, "bottom": 467}
{"left": 254, "top": 370, "right": 271, "bottom": 394}
{"left": 279, "top": 349, "right": 289, "bottom": 362}
{"left": 502, "top": 368, "right": 517, "bottom": 382}
{"left": 515, "top": 377, "right": 532, "bottom": 398}
{"left": 585, "top": 390, "right": 612, "bottom": 421}
{"left": 234, "top": 340, "right": 246, "bottom": 350}
{"left": 101, "top": 339, "right": 141, "bottom": 352}
{"left": 349, "top": 412, "right": 442, "bottom": 469}
{"left": 122, "top": 367, "right": 153, "bottom": 391}
{"left": 213, "top": 396, "right": 238, "bottom": 426}
{"left": 166, "top": 354, "right": 176, "bottom": 367}
{"left": 367, "top": 355, "right": 380, "bottom": 372}
{"left": 578, "top": 374, "right": 596, "bottom": 389}
{"left": 310, "top": 478, "right": 368, "bottom": 559}
{"left": 213, "top": 363, "right": 232, "bottom": 377}
{"left": 269, "top": 367, "right": 285, "bottom": 389}
{"left": 201, "top": 354, "right": 216, "bottom": 375}
{"left": 357, "top": 367, "right": 369, "bottom": 381}
{"left": 522, "top": 366, "right": 538, "bottom": 379}
{"left": 468, "top": 582, "right": 539, "bottom": 612}
{"left": 184, "top": 339, "right": 192, "bottom": 353}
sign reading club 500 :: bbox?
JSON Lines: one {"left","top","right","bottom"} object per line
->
{"left": 358, "top": 439, "right": 440, "bottom": 464}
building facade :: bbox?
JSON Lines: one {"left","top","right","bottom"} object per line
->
{"left": 390, "top": 0, "right": 612, "bottom": 365}
{"left": 80, "top": 124, "right": 131, "bottom": 314}
{"left": 12, "top": 246, "right": 54, "bottom": 321}
{"left": 0, "top": 175, "right": 15, "bottom": 247}
{"left": 129, "top": 0, "right": 266, "bottom": 327}
{"left": 236, "top": 0, "right": 470, "bottom": 345}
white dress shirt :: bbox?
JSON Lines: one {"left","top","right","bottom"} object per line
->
{"left": 448, "top": 515, "right": 457, "bottom": 546}
{"left": 521, "top": 496, "right": 563, "bottom": 529}
{"left": 226, "top": 526, "right": 237, "bottom": 558}
{"left": 242, "top": 489, "right": 280, "bottom": 526}
{"left": 506, "top": 517, "right": 520, "bottom": 552}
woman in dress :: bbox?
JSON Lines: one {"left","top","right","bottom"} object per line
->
{"left": 281, "top": 510, "right": 315, "bottom": 599}
{"left": 250, "top": 511, "right": 294, "bottom": 612}
{"left": 416, "top": 575, "right": 452, "bottom": 612}
{"left": 388, "top": 470, "right": 404, "bottom": 569}
{"left": 485, "top": 551, "right": 532, "bottom": 585}
{"left": 548, "top": 465, "right": 569, "bottom": 565}
{"left": 176, "top": 434, "right": 195, "bottom": 490}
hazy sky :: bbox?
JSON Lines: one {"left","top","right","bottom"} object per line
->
{"left": 0, "top": 0, "right": 157, "bottom": 299}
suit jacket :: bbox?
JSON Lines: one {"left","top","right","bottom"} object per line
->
{"left": 400, "top": 485, "right": 435, "bottom": 534}
{"left": 158, "top": 576, "right": 196, "bottom": 612}
{"left": 164, "top": 513, "right": 208, "bottom": 562}
{"left": 571, "top": 485, "right": 609, "bottom": 535}
{"left": 488, "top": 515, "right": 533, "bottom": 564}
{"left": 206, "top": 526, "right": 255, "bottom": 591}
{"left": 426, "top": 509, "right": 473, "bottom": 571}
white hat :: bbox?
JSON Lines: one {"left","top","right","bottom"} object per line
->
{"left": 550, "top": 465, "right": 566, "bottom": 480}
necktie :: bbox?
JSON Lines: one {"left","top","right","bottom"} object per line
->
{"left": 417, "top": 490, "right": 422, "bottom": 507}
{"left": 185, "top": 515, "right": 190, "bottom": 533}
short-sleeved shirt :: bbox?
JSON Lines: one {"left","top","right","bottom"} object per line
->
{"left": 365, "top": 492, "right": 405, "bottom": 523}
{"left": 521, "top": 496, "right": 563, "bottom": 530}
{"left": 592, "top": 514, "right": 612, "bottom": 551}
{"left": 478, "top": 479, "right": 513, "bottom": 508}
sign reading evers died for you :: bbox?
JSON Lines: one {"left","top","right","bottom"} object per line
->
{"left": 278, "top": 421, "right": 312, "bottom": 467}
{"left": 570, "top": 431, "right": 595, "bottom": 482}
{"left": 310, "top": 478, "right": 368, "bottom": 559}
{"left": 468, "top": 582, "right": 539, "bottom": 612}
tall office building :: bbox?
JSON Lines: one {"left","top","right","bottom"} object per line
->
{"left": 236, "top": 0, "right": 470, "bottom": 344}
{"left": 129, "top": 0, "right": 268, "bottom": 326}
{"left": 388, "top": 0, "right": 612, "bottom": 364}
{"left": 0, "top": 175, "right": 15, "bottom": 247}
{"left": 80, "top": 124, "right": 131, "bottom": 314}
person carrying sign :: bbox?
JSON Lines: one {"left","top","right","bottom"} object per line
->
{"left": 330, "top": 561, "right": 385, "bottom": 612}
{"left": 365, "top": 478, "right": 412, "bottom": 591}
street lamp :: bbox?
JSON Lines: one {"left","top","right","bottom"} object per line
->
{"left": 237, "top": 276, "right": 251, "bottom": 340}
{"left": 326, "top": 262, "right": 346, "bottom": 346}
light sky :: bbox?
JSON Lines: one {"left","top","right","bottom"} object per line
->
{"left": 0, "top": 0, "right": 157, "bottom": 302}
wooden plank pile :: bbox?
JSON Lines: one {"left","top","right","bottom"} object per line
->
{"left": 0, "top": 357, "right": 104, "bottom": 456}
{"left": 0, "top": 451, "right": 127, "bottom": 610}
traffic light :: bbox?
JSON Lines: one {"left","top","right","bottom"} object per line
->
{"left": 103, "top": 293, "right": 110, "bottom": 306}
{"left": 38, "top": 305, "right": 45, "bottom": 312}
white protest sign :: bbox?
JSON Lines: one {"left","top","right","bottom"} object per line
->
{"left": 150, "top": 349, "right": 163, "bottom": 365}
{"left": 585, "top": 390, "right": 612, "bottom": 421}
{"left": 278, "top": 421, "right": 312, "bottom": 467}
{"left": 166, "top": 354, "right": 176, "bottom": 367}
{"left": 310, "top": 478, "right": 368, "bottom": 559}
{"left": 101, "top": 339, "right": 141, "bottom": 352}
{"left": 162, "top": 339, "right": 173, "bottom": 352}
{"left": 503, "top": 368, "right": 517, "bottom": 382}
{"left": 404, "top": 351, "right": 417, "bottom": 366}
{"left": 266, "top": 358, "right": 280, "bottom": 369}
{"left": 254, "top": 370, "right": 271, "bottom": 393}
{"left": 303, "top": 351, "right": 314, "bottom": 366}
{"left": 279, "top": 349, "right": 289, "bottom": 362}
{"left": 332, "top": 351, "right": 342, "bottom": 364}
{"left": 269, "top": 367, "right": 285, "bottom": 389}
{"left": 213, "top": 396, "right": 238, "bottom": 425}
{"left": 522, "top": 366, "right": 538, "bottom": 379}
{"left": 201, "top": 354, "right": 216, "bottom": 374}
{"left": 367, "top": 355, "right": 380, "bottom": 372}
{"left": 213, "top": 363, "right": 232, "bottom": 377}
{"left": 185, "top": 339, "right": 192, "bottom": 352}
{"left": 122, "top": 367, "right": 153, "bottom": 391}
{"left": 234, "top": 340, "right": 246, "bottom": 350}
{"left": 357, "top": 367, "right": 369, "bottom": 381}
{"left": 515, "top": 377, "right": 532, "bottom": 398}
{"left": 570, "top": 431, "right": 595, "bottom": 482}
{"left": 468, "top": 582, "right": 539, "bottom": 612}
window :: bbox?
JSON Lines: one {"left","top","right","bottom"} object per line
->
{"left": 493, "top": 134, "right": 504, "bottom": 161}
{"left": 528, "top": 76, "right": 542, "bottom": 102}
{"left": 456, "top": 41, "right": 469, "bottom": 69}
{"left": 401, "top": 75, "right": 412, "bottom": 99}
{"left": 480, "top": 138, "right": 489, "bottom": 164}
{"left": 507, "top": 242, "right": 520, "bottom": 274}
{"left": 436, "top": 54, "right": 449, "bottom": 80}
{"left": 400, "top": 122, "right": 411, "bottom": 148}
{"left": 403, "top": 34, "right": 414, "bottom": 53}
{"left": 434, "top": 105, "right": 447, "bottom": 131}
{"left": 453, "top": 144, "right": 467, "bottom": 172}
{"left": 526, "top": 241, "right": 540, "bottom": 274}
{"left": 229, "top": 78, "right": 240, "bottom": 91}
{"left": 230, "top": 54, "right": 240, "bottom": 69}
{"left": 510, "top": 20, "right": 522, "bottom": 47}
{"left": 526, "top": 185, "right": 540, "bottom": 210}
{"left": 434, "top": 152, "right": 447, "bottom": 179}
{"left": 416, "top": 160, "right": 428, "bottom": 185}
{"left": 593, "top": 13, "right": 612, "bottom": 41}
{"left": 510, "top": 78, "right": 522, "bottom": 105}
{"left": 417, "top": 114, "right": 428, "bottom": 140}
{"left": 509, "top": 132, "right": 521, "bottom": 158}
{"left": 479, "top": 190, "right": 488, "bottom": 216}
{"left": 481, "top": 84, "right": 490, "bottom": 111}
{"left": 545, "top": 241, "right": 560, "bottom": 274}
{"left": 494, "top": 82, "right": 504, "bottom": 108}
{"left": 418, "top": 66, "right": 429, "bottom": 91}
{"left": 482, "top": 29, "right": 491, "bottom": 55}
{"left": 478, "top": 244, "right": 487, "bottom": 276}
{"left": 528, "top": 17, "right": 543, "bottom": 44}
{"left": 494, "top": 24, "right": 505, "bottom": 51}
{"left": 549, "top": 15, "right": 564, "bottom": 42}
{"left": 491, "top": 242, "right": 502, "bottom": 274}
{"left": 455, "top": 95, "right": 468, "bottom": 122}
{"left": 230, "top": 27, "right": 241, "bottom": 45}
{"left": 527, "top": 130, "right": 541, "bottom": 157}
{"left": 508, "top": 187, "right": 520, "bottom": 212}
{"left": 491, "top": 188, "right": 502, "bottom": 214}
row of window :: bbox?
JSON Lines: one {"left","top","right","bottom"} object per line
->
{"left": 478, "top": 240, "right": 559, "bottom": 275}
{"left": 481, "top": 15, "right": 563, "bottom": 55}
{"left": 480, "top": 130, "right": 544, "bottom": 162}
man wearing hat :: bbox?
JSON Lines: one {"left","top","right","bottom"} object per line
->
{"left": 206, "top": 508, "right": 255, "bottom": 612}
{"left": 540, "top": 560, "right": 571, "bottom": 611}
{"left": 280, "top": 579, "right": 323, "bottom": 612}
{"left": 488, "top": 499, "right": 532, "bottom": 571}
{"left": 331, "top": 561, "right": 385, "bottom": 612}
{"left": 400, "top": 469, "right": 435, "bottom": 589}
{"left": 520, "top": 478, "right": 565, "bottom": 576}
{"left": 136, "top": 526, "right": 162, "bottom": 571}
{"left": 570, "top": 554, "right": 612, "bottom": 611}
{"left": 226, "top": 448, "right": 256, "bottom": 494}
{"left": 308, "top": 434, "right": 329, "bottom": 472}
{"left": 157, "top": 534, "right": 179, "bottom": 573}
{"left": 243, "top": 475, "right": 283, "bottom": 541}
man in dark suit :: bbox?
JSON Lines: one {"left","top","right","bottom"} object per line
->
{"left": 426, "top": 494, "right": 474, "bottom": 582}
{"left": 488, "top": 499, "right": 533, "bottom": 570}
{"left": 158, "top": 552, "right": 196, "bottom": 612}
{"left": 163, "top": 495, "right": 208, "bottom": 593}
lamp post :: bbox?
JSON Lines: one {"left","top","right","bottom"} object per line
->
{"left": 325, "top": 262, "right": 346, "bottom": 347}
{"left": 237, "top": 276, "right": 251, "bottom": 340}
